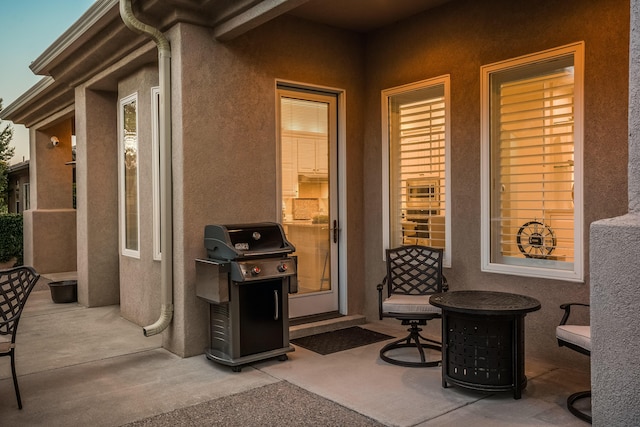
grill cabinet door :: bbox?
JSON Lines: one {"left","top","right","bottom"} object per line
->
{"left": 238, "top": 279, "right": 285, "bottom": 356}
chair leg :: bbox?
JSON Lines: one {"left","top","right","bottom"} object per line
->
{"left": 380, "top": 322, "right": 441, "bottom": 368}
{"left": 10, "top": 350, "right": 23, "bottom": 410}
{"left": 567, "top": 390, "right": 591, "bottom": 423}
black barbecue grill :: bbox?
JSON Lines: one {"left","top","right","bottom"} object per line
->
{"left": 196, "top": 222, "right": 297, "bottom": 371}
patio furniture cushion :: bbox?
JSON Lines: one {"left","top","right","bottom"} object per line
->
{"left": 0, "top": 334, "right": 14, "bottom": 352}
{"left": 556, "top": 325, "right": 591, "bottom": 352}
{"left": 382, "top": 294, "right": 442, "bottom": 315}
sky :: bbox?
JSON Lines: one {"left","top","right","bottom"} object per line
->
{"left": 0, "top": 0, "right": 97, "bottom": 164}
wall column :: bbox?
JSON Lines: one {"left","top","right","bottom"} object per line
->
{"left": 590, "top": 0, "right": 640, "bottom": 424}
{"left": 75, "top": 87, "right": 120, "bottom": 307}
{"left": 24, "top": 119, "right": 76, "bottom": 274}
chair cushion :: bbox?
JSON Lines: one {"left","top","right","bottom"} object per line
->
{"left": 0, "top": 334, "right": 13, "bottom": 353}
{"left": 383, "top": 294, "right": 442, "bottom": 315}
{"left": 556, "top": 325, "right": 591, "bottom": 352}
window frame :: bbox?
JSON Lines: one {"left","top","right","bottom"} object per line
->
{"left": 22, "top": 182, "right": 30, "bottom": 211}
{"left": 119, "top": 92, "right": 141, "bottom": 259}
{"left": 382, "top": 75, "right": 452, "bottom": 267}
{"left": 480, "top": 42, "right": 584, "bottom": 282}
{"left": 151, "top": 87, "right": 161, "bottom": 261}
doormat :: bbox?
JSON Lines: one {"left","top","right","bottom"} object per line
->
{"left": 291, "top": 326, "right": 393, "bottom": 355}
{"left": 122, "top": 381, "right": 384, "bottom": 427}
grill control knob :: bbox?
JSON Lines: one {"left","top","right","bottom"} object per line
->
{"left": 277, "top": 263, "right": 288, "bottom": 273}
{"left": 250, "top": 266, "right": 261, "bottom": 276}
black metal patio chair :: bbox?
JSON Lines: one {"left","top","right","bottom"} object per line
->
{"left": 0, "top": 266, "right": 40, "bottom": 409}
{"left": 377, "top": 245, "right": 447, "bottom": 367}
{"left": 556, "top": 302, "right": 591, "bottom": 424}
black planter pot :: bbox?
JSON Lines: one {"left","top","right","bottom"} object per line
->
{"left": 48, "top": 280, "right": 78, "bottom": 303}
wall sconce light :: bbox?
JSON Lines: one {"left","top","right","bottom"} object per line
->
{"left": 49, "top": 136, "right": 60, "bottom": 148}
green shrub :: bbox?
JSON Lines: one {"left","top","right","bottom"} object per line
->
{"left": 0, "top": 214, "right": 23, "bottom": 265}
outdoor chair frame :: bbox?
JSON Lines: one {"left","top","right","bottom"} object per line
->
{"left": 0, "top": 266, "right": 40, "bottom": 409}
{"left": 556, "top": 302, "right": 591, "bottom": 424}
{"left": 377, "top": 245, "right": 447, "bottom": 367}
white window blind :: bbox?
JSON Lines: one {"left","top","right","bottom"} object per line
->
{"left": 387, "top": 81, "right": 448, "bottom": 257}
{"left": 481, "top": 42, "right": 584, "bottom": 281}
{"left": 494, "top": 70, "right": 575, "bottom": 261}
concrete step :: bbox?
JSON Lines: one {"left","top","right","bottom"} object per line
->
{"left": 289, "top": 314, "right": 367, "bottom": 339}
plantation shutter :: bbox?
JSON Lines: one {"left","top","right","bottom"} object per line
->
{"left": 389, "top": 85, "right": 446, "bottom": 250}
{"left": 492, "top": 65, "right": 575, "bottom": 262}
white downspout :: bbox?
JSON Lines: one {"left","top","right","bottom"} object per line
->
{"left": 120, "top": 0, "right": 173, "bottom": 336}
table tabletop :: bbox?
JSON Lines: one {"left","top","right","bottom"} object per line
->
{"left": 429, "top": 290, "right": 541, "bottom": 316}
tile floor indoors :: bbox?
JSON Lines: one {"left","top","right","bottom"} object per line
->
{"left": 0, "top": 285, "right": 591, "bottom": 426}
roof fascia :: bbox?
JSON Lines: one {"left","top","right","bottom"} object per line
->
{"left": 0, "top": 77, "right": 55, "bottom": 121}
{"left": 8, "top": 161, "right": 29, "bottom": 173}
{"left": 213, "top": 0, "right": 311, "bottom": 40}
{"left": 30, "top": 0, "right": 120, "bottom": 76}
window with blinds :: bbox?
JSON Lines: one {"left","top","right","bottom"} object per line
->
{"left": 384, "top": 77, "right": 450, "bottom": 266}
{"left": 481, "top": 43, "right": 584, "bottom": 281}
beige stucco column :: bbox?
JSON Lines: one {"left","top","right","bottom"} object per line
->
{"left": 23, "top": 118, "right": 77, "bottom": 274}
{"left": 74, "top": 87, "right": 120, "bottom": 307}
{"left": 589, "top": 0, "right": 640, "bottom": 424}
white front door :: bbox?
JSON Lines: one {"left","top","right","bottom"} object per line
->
{"left": 277, "top": 86, "right": 339, "bottom": 318}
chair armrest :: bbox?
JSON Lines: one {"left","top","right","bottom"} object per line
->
{"left": 442, "top": 275, "right": 449, "bottom": 292}
{"left": 559, "top": 302, "right": 590, "bottom": 325}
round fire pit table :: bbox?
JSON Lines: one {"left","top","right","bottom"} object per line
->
{"left": 429, "top": 290, "right": 541, "bottom": 399}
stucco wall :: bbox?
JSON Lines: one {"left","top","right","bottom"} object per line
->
{"left": 75, "top": 86, "right": 120, "bottom": 307}
{"left": 169, "top": 18, "right": 366, "bottom": 356}
{"left": 589, "top": 0, "right": 640, "bottom": 423}
{"left": 33, "top": 120, "right": 74, "bottom": 210}
{"left": 117, "top": 66, "right": 162, "bottom": 326}
{"left": 363, "top": 0, "right": 630, "bottom": 369}
{"left": 23, "top": 116, "right": 77, "bottom": 274}
{"left": 63, "top": 0, "right": 629, "bottom": 364}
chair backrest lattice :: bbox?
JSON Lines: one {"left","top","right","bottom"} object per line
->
{"left": 385, "top": 245, "right": 444, "bottom": 296}
{"left": 0, "top": 267, "right": 39, "bottom": 340}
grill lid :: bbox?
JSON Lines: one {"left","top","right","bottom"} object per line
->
{"left": 204, "top": 222, "right": 295, "bottom": 261}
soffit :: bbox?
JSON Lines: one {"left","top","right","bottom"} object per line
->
{"left": 29, "top": 0, "right": 454, "bottom": 82}
{"left": 5, "top": 0, "right": 453, "bottom": 123}
{"left": 2, "top": 78, "right": 75, "bottom": 127}
{"left": 287, "top": 0, "right": 453, "bottom": 32}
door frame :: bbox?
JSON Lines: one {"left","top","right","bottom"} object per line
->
{"left": 275, "top": 79, "right": 347, "bottom": 316}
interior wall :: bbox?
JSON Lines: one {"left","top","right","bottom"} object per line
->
{"left": 363, "top": 0, "right": 629, "bottom": 369}
{"left": 171, "top": 17, "right": 366, "bottom": 356}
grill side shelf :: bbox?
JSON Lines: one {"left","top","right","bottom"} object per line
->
{"left": 195, "top": 259, "right": 230, "bottom": 303}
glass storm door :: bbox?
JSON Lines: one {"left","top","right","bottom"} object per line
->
{"left": 278, "top": 87, "right": 339, "bottom": 318}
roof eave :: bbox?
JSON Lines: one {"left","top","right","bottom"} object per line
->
{"left": 8, "top": 160, "right": 30, "bottom": 173}
{"left": 0, "top": 77, "right": 55, "bottom": 122}
{"left": 30, "top": 0, "right": 120, "bottom": 76}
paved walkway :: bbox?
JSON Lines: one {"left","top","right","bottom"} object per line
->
{"left": 0, "top": 289, "right": 591, "bottom": 426}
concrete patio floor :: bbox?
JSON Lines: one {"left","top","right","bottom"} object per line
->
{"left": 0, "top": 286, "right": 591, "bottom": 426}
